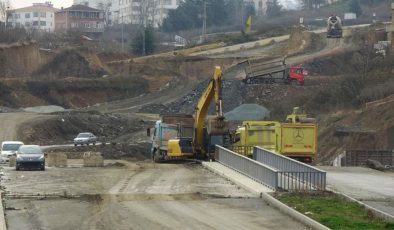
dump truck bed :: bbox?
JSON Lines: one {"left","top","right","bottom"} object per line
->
{"left": 280, "top": 123, "right": 317, "bottom": 158}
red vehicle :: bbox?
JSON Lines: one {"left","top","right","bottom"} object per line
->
{"left": 243, "top": 57, "right": 305, "bottom": 85}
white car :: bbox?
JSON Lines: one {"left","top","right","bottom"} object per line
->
{"left": 1, "top": 141, "right": 24, "bottom": 162}
{"left": 73, "top": 132, "right": 97, "bottom": 146}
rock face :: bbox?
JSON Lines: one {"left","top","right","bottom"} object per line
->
{"left": 366, "top": 159, "right": 385, "bottom": 171}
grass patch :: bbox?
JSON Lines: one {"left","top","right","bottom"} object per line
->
{"left": 275, "top": 192, "right": 394, "bottom": 230}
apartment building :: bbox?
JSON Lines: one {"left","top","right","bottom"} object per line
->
{"left": 55, "top": 4, "right": 105, "bottom": 33}
{"left": 6, "top": 2, "right": 58, "bottom": 32}
{"left": 74, "top": 0, "right": 181, "bottom": 27}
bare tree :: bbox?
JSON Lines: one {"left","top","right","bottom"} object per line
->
{"left": 96, "top": 0, "right": 112, "bottom": 26}
{"left": 138, "top": 0, "right": 157, "bottom": 26}
{"left": 0, "top": 0, "right": 11, "bottom": 22}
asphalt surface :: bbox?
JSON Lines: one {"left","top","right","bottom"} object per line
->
{"left": 321, "top": 166, "right": 394, "bottom": 216}
{"left": 2, "top": 160, "right": 308, "bottom": 230}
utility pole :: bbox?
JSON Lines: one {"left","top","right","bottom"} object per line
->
{"left": 121, "top": 13, "right": 124, "bottom": 53}
{"left": 241, "top": 0, "right": 244, "bottom": 27}
{"left": 202, "top": 0, "right": 207, "bottom": 42}
{"left": 142, "top": 24, "right": 145, "bottom": 55}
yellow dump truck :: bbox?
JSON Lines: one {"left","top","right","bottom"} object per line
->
{"left": 233, "top": 108, "right": 317, "bottom": 163}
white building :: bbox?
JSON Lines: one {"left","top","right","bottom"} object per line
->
{"left": 74, "top": 0, "right": 181, "bottom": 27}
{"left": 6, "top": 2, "right": 58, "bottom": 32}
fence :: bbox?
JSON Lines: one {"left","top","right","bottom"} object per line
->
{"left": 344, "top": 150, "right": 394, "bottom": 166}
{"left": 215, "top": 145, "right": 326, "bottom": 191}
{"left": 253, "top": 147, "right": 326, "bottom": 191}
{"left": 215, "top": 145, "right": 279, "bottom": 190}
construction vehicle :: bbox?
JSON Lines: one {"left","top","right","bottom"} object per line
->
{"left": 327, "top": 15, "right": 343, "bottom": 38}
{"left": 242, "top": 57, "right": 305, "bottom": 85}
{"left": 232, "top": 107, "right": 317, "bottom": 163}
{"left": 147, "top": 115, "right": 193, "bottom": 162}
{"left": 166, "top": 66, "right": 229, "bottom": 159}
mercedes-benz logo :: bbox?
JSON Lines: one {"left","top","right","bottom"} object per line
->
{"left": 293, "top": 128, "right": 304, "bottom": 142}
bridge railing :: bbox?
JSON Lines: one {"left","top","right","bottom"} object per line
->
{"left": 253, "top": 147, "right": 326, "bottom": 191}
{"left": 215, "top": 145, "right": 278, "bottom": 190}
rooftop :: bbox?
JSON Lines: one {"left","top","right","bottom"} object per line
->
{"left": 61, "top": 4, "right": 103, "bottom": 12}
{"left": 13, "top": 4, "right": 59, "bottom": 13}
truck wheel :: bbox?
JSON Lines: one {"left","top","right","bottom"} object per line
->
{"left": 290, "top": 80, "right": 298, "bottom": 86}
{"left": 153, "top": 153, "right": 161, "bottom": 163}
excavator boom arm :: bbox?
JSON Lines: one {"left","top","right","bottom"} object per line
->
{"left": 193, "top": 66, "right": 222, "bottom": 153}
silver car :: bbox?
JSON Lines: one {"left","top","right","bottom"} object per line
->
{"left": 73, "top": 132, "right": 97, "bottom": 146}
{"left": 16, "top": 145, "right": 45, "bottom": 171}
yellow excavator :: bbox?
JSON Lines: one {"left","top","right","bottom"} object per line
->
{"left": 167, "top": 66, "right": 229, "bottom": 159}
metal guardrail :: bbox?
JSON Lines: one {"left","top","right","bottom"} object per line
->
{"left": 215, "top": 145, "right": 278, "bottom": 190}
{"left": 224, "top": 145, "right": 254, "bottom": 157}
{"left": 216, "top": 145, "right": 326, "bottom": 191}
{"left": 253, "top": 147, "right": 326, "bottom": 191}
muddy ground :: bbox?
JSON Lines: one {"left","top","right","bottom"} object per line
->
{"left": 2, "top": 161, "right": 308, "bottom": 230}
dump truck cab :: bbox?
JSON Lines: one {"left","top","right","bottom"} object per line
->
{"left": 288, "top": 65, "right": 305, "bottom": 85}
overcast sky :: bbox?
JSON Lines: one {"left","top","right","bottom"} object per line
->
{"left": 10, "top": 0, "right": 74, "bottom": 9}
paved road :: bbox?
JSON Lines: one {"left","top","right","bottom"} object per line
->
{"left": 3, "top": 161, "right": 308, "bottom": 230}
{"left": 321, "top": 166, "right": 394, "bottom": 216}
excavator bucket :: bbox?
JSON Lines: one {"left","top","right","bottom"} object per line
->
{"left": 207, "top": 116, "right": 229, "bottom": 135}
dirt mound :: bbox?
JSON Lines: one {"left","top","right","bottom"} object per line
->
{"left": 0, "top": 77, "right": 149, "bottom": 108}
{"left": 34, "top": 49, "right": 107, "bottom": 78}
{"left": 317, "top": 101, "right": 394, "bottom": 164}
{"left": 0, "top": 42, "right": 46, "bottom": 78}
{"left": 17, "top": 111, "right": 154, "bottom": 146}
{"left": 225, "top": 104, "right": 270, "bottom": 121}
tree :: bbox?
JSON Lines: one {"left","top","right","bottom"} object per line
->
{"left": 348, "top": 0, "right": 362, "bottom": 17}
{"left": 266, "top": 0, "right": 282, "bottom": 17}
{"left": 162, "top": 0, "right": 231, "bottom": 32}
{"left": 132, "top": 25, "right": 155, "bottom": 55}
{"left": 0, "top": 0, "right": 10, "bottom": 23}
{"left": 96, "top": 0, "right": 112, "bottom": 27}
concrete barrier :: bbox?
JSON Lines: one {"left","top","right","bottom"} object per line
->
{"left": 83, "top": 152, "right": 103, "bottom": 167}
{"left": 47, "top": 153, "right": 67, "bottom": 167}
{"left": 260, "top": 192, "right": 331, "bottom": 230}
{"left": 328, "top": 189, "right": 394, "bottom": 223}
{"left": 9, "top": 156, "right": 16, "bottom": 167}
{"left": 0, "top": 192, "right": 7, "bottom": 230}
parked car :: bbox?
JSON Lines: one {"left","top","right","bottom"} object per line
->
{"left": 16, "top": 145, "right": 45, "bottom": 171}
{"left": 73, "top": 132, "right": 97, "bottom": 146}
{"left": 1, "top": 141, "right": 24, "bottom": 162}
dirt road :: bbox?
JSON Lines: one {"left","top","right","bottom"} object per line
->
{"left": 3, "top": 161, "right": 308, "bottom": 230}
{"left": 89, "top": 77, "right": 196, "bottom": 114}
{"left": 0, "top": 113, "right": 50, "bottom": 142}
